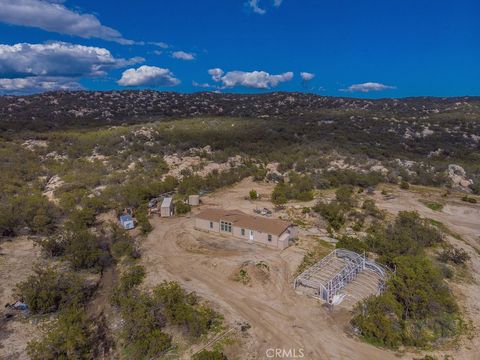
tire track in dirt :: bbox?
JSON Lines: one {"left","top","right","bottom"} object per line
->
{"left": 141, "top": 216, "right": 398, "bottom": 360}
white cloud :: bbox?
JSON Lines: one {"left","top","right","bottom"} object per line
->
{"left": 247, "top": 0, "right": 284, "bottom": 14}
{"left": 300, "top": 72, "right": 315, "bottom": 81}
{"left": 0, "top": 42, "right": 143, "bottom": 78}
{"left": 248, "top": 0, "right": 266, "bottom": 14}
{"left": 192, "top": 81, "right": 212, "bottom": 88}
{"left": 340, "top": 82, "right": 396, "bottom": 93}
{"left": 117, "top": 65, "right": 180, "bottom": 87}
{"left": 150, "top": 41, "right": 169, "bottom": 49}
{"left": 208, "top": 68, "right": 224, "bottom": 81}
{"left": 0, "top": 41, "right": 143, "bottom": 94}
{"left": 0, "top": 76, "right": 81, "bottom": 94}
{"left": 208, "top": 68, "right": 293, "bottom": 89}
{"left": 0, "top": 0, "right": 135, "bottom": 45}
{"left": 171, "top": 51, "right": 195, "bottom": 60}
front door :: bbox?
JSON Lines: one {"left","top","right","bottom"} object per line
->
{"left": 249, "top": 230, "right": 254, "bottom": 241}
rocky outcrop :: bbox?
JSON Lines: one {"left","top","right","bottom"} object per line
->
{"left": 447, "top": 164, "right": 473, "bottom": 191}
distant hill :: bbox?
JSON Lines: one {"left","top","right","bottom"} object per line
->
{"left": 1, "top": 91, "right": 479, "bottom": 131}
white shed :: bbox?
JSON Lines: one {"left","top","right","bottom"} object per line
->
{"left": 188, "top": 194, "right": 200, "bottom": 206}
{"left": 160, "top": 197, "right": 174, "bottom": 217}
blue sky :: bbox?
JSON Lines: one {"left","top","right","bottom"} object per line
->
{"left": 0, "top": 0, "right": 478, "bottom": 97}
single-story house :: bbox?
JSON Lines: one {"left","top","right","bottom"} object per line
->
{"left": 160, "top": 197, "right": 174, "bottom": 217}
{"left": 195, "top": 208, "right": 297, "bottom": 250}
{"left": 119, "top": 214, "right": 135, "bottom": 230}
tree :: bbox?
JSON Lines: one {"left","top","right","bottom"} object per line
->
{"left": 399, "top": 180, "right": 410, "bottom": 190}
{"left": 336, "top": 236, "right": 368, "bottom": 253}
{"left": 313, "top": 201, "right": 345, "bottom": 230}
{"left": 271, "top": 184, "right": 287, "bottom": 205}
{"left": 64, "top": 226, "right": 105, "bottom": 270}
{"left": 175, "top": 201, "right": 191, "bottom": 214}
{"left": 335, "top": 185, "right": 356, "bottom": 209}
{"left": 27, "top": 307, "right": 96, "bottom": 360}
{"left": 17, "top": 266, "right": 89, "bottom": 314}
{"left": 249, "top": 189, "right": 258, "bottom": 200}
{"left": 438, "top": 247, "right": 470, "bottom": 265}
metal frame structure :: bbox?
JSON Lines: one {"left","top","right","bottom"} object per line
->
{"left": 294, "top": 248, "right": 389, "bottom": 303}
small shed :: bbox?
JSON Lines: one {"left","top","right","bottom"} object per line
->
{"left": 160, "top": 197, "right": 174, "bottom": 217}
{"left": 188, "top": 194, "right": 200, "bottom": 206}
{"left": 119, "top": 214, "right": 135, "bottom": 230}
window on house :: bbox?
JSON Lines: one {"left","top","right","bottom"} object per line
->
{"left": 268, "top": 234, "right": 272, "bottom": 242}
{"left": 220, "top": 221, "right": 232, "bottom": 232}
{"left": 209, "top": 221, "right": 213, "bottom": 229}
{"left": 241, "top": 228, "right": 245, "bottom": 236}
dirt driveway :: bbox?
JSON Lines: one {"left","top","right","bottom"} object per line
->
{"left": 139, "top": 181, "right": 480, "bottom": 360}
{"left": 140, "top": 179, "right": 400, "bottom": 360}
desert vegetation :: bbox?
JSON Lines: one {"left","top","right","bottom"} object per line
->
{"left": 1, "top": 92, "right": 479, "bottom": 359}
{"left": 350, "top": 211, "right": 462, "bottom": 349}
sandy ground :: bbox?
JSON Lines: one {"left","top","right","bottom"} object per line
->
{"left": 140, "top": 179, "right": 480, "bottom": 360}
{"left": 141, "top": 179, "right": 399, "bottom": 360}
{"left": 1, "top": 179, "right": 479, "bottom": 359}
{"left": 0, "top": 237, "right": 42, "bottom": 360}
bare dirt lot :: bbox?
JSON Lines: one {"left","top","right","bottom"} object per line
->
{"left": 1, "top": 179, "right": 479, "bottom": 360}
{"left": 139, "top": 179, "right": 401, "bottom": 360}
{"left": 0, "top": 237, "right": 42, "bottom": 360}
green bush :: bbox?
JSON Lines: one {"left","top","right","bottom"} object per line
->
{"left": 461, "top": 195, "right": 477, "bottom": 204}
{"left": 34, "top": 234, "right": 68, "bottom": 258}
{"left": 438, "top": 247, "right": 471, "bottom": 265}
{"left": 249, "top": 189, "right": 258, "bottom": 200}
{"left": 270, "top": 173, "right": 314, "bottom": 204}
{"left": 0, "top": 192, "right": 58, "bottom": 236}
{"left": 111, "top": 265, "right": 146, "bottom": 306}
{"left": 471, "top": 181, "right": 480, "bottom": 195}
{"left": 113, "top": 272, "right": 172, "bottom": 359}
{"left": 399, "top": 180, "right": 410, "bottom": 190}
{"left": 271, "top": 184, "right": 287, "bottom": 205}
{"left": 362, "top": 199, "right": 384, "bottom": 219}
{"left": 152, "top": 281, "right": 222, "bottom": 339}
{"left": 175, "top": 201, "right": 191, "bottom": 214}
{"left": 353, "top": 255, "right": 459, "bottom": 348}
{"left": 110, "top": 223, "right": 138, "bottom": 259}
{"left": 366, "top": 211, "right": 443, "bottom": 264}
{"left": 353, "top": 211, "right": 459, "bottom": 349}
{"left": 313, "top": 202, "right": 345, "bottom": 230}
{"left": 17, "top": 266, "right": 91, "bottom": 314}
{"left": 335, "top": 185, "right": 357, "bottom": 209}
{"left": 336, "top": 236, "right": 369, "bottom": 253}
{"left": 27, "top": 307, "right": 96, "bottom": 360}
{"left": 135, "top": 204, "right": 153, "bottom": 234}
{"left": 33, "top": 221, "right": 107, "bottom": 270}
{"left": 64, "top": 225, "right": 105, "bottom": 270}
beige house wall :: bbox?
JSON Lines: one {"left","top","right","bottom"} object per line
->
{"left": 194, "top": 217, "right": 293, "bottom": 250}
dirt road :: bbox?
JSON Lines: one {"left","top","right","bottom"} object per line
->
{"left": 140, "top": 181, "right": 480, "bottom": 360}
{"left": 141, "top": 218, "right": 397, "bottom": 360}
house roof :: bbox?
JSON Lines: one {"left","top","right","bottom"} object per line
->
{"left": 196, "top": 208, "right": 293, "bottom": 236}
{"left": 161, "top": 197, "right": 173, "bottom": 207}
{"left": 119, "top": 214, "right": 133, "bottom": 222}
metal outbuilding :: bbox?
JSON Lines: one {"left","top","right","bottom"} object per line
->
{"left": 160, "top": 197, "right": 174, "bottom": 217}
{"left": 119, "top": 214, "right": 135, "bottom": 230}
